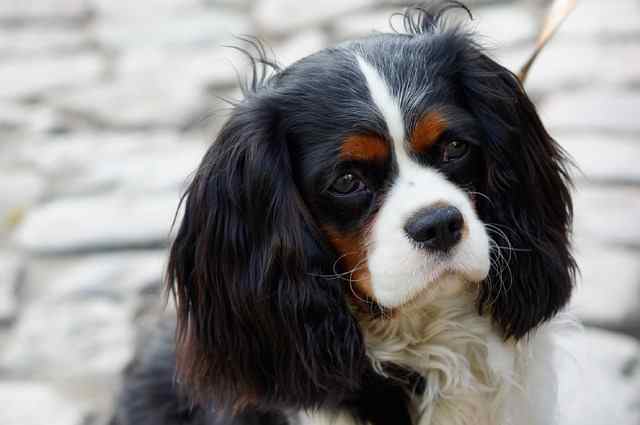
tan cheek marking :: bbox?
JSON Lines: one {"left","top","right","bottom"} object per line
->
{"left": 340, "top": 135, "right": 389, "bottom": 162}
{"left": 410, "top": 111, "right": 447, "bottom": 154}
{"left": 461, "top": 221, "right": 470, "bottom": 240}
{"left": 324, "top": 227, "right": 374, "bottom": 300}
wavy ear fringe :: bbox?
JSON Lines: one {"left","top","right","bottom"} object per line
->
{"left": 166, "top": 96, "right": 366, "bottom": 411}
{"left": 463, "top": 55, "right": 576, "bottom": 339}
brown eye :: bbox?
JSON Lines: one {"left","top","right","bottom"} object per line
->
{"left": 329, "top": 173, "right": 365, "bottom": 195}
{"left": 443, "top": 140, "right": 469, "bottom": 162}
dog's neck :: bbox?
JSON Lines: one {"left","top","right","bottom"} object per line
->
{"left": 357, "top": 279, "right": 535, "bottom": 425}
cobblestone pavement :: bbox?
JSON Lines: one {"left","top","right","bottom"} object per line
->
{"left": 0, "top": 1, "right": 639, "bottom": 424}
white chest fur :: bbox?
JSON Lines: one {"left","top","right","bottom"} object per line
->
{"left": 359, "top": 289, "right": 560, "bottom": 425}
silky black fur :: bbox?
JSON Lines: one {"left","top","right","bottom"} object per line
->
{"left": 168, "top": 95, "right": 367, "bottom": 410}
{"left": 467, "top": 57, "right": 576, "bottom": 339}
{"left": 113, "top": 2, "right": 576, "bottom": 424}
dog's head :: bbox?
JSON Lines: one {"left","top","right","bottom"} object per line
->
{"left": 167, "top": 1, "right": 575, "bottom": 410}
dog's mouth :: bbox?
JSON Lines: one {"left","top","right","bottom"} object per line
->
{"left": 354, "top": 266, "right": 486, "bottom": 318}
{"left": 394, "top": 269, "right": 483, "bottom": 311}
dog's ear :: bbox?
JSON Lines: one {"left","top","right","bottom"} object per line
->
{"left": 167, "top": 96, "right": 365, "bottom": 410}
{"left": 464, "top": 54, "right": 577, "bottom": 339}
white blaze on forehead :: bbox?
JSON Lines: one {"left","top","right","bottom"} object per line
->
{"left": 355, "top": 56, "right": 407, "bottom": 162}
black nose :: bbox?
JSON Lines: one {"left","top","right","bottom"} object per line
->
{"left": 404, "top": 206, "right": 464, "bottom": 252}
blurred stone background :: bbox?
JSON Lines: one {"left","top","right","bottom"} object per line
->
{"left": 0, "top": 0, "right": 638, "bottom": 424}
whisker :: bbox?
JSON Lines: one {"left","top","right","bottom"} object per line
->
{"left": 467, "top": 191, "right": 493, "bottom": 205}
{"left": 484, "top": 234, "right": 515, "bottom": 306}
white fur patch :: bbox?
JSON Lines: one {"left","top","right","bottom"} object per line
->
{"left": 355, "top": 55, "right": 490, "bottom": 308}
{"left": 355, "top": 56, "right": 405, "bottom": 149}
{"left": 359, "top": 292, "right": 565, "bottom": 425}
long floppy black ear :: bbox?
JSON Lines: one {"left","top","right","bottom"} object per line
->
{"left": 465, "top": 54, "right": 577, "bottom": 339}
{"left": 167, "top": 96, "right": 365, "bottom": 410}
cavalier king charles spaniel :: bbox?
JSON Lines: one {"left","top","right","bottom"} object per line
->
{"left": 113, "top": 2, "right": 576, "bottom": 425}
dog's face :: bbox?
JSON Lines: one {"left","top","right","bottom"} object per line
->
{"left": 294, "top": 50, "right": 491, "bottom": 310}
{"left": 167, "top": 3, "right": 575, "bottom": 412}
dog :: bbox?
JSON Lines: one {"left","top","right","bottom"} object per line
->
{"left": 112, "top": 2, "right": 577, "bottom": 424}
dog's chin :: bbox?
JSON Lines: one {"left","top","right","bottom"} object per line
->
{"left": 371, "top": 264, "right": 489, "bottom": 313}
{"left": 399, "top": 273, "right": 478, "bottom": 312}
{"left": 368, "top": 217, "right": 491, "bottom": 311}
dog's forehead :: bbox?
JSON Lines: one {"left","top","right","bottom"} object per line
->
{"left": 281, "top": 34, "right": 461, "bottom": 158}
{"left": 283, "top": 33, "right": 456, "bottom": 102}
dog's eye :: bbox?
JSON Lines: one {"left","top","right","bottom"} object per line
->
{"left": 442, "top": 140, "right": 469, "bottom": 162}
{"left": 329, "top": 173, "right": 365, "bottom": 195}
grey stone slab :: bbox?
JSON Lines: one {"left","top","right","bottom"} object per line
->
{"left": 61, "top": 141, "right": 203, "bottom": 195}
{"left": 205, "top": 0, "right": 253, "bottom": 9}
{"left": 0, "top": 254, "right": 21, "bottom": 324}
{"left": 0, "top": 381, "right": 89, "bottom": 425}
{"left": 14, "top": 192, "right": 181, "bottom": 254}
{"left": 274, "top": 30, "right": 329, "bottom": 67}
{"left": 497, "top": 41, "right": 640, "bottom": 94}
{"left": 489, "top": 46, "right": 529, "bottom": 77}
{"left": 0, "top": 28, "right": 91, "bottom": 58}
{"left": 573, "top": 185, "right": 640, "bottom": 248}
{"left": 21, "top": 250, "right": 166, "bottom": 307}
{"left": 0, "top": 293, "right": 15, "bottom": 327}
{"left": 116, "top": 46, "right": 248, "bottom": 91}
{"left": 329, "top": 8, "right": 398, "bottom": 42}
{"left": 571, "top": 238, "right": 640, "bottom": 328}
{"left": 557, "top": 132, "right": 640, "bottom": 184}
{"left": 90, "top": 0, "right": 202, "bottom": 19}
{"left": 15, "top": 132, "right": 206, "bottom": 197}
{"left": 51, "top": 75, "right": 207, "bottom": 130}
{"left": 0, "top": 54, "right": 103, "bottom": 100}
{"left": 556, "top": 328, "right": 640, "bottom": 425}
{"left": 540, "top": 90, "right": 640, "bottom": 133}
{"left": 0, "top": 103, "right": 62, "bottom": 135}
{"left": 559, "top": 0, "right": 640, "bottom": 39}
{"left": 254, "top": 0, "right": 375, "bottom": 35}
{"left": 94, "top": 9, "right": 250, "bottom": 50}
{"left": 0, "top": 168, "right": 46, "bottom": 234}
{"left": 1, "top": 251, "right": 167, "bottom": 382}
{"left": 0, "top": 0, "right": 91, "bottom": 24}
{"left": 471, "top": 2, "right": 537, "bottom": 48}
{"left": 1, "top": 297, "right": 134, "bottom": 380}
{"left": 0, "top": 328, "right": 9, "bottom": 358}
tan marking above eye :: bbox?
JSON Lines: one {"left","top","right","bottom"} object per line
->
{"left": 410, "top": 111, "right": 448, "bottom": 154}
{"left": 340, "top": 134, "right": 389, "bottom": 162}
